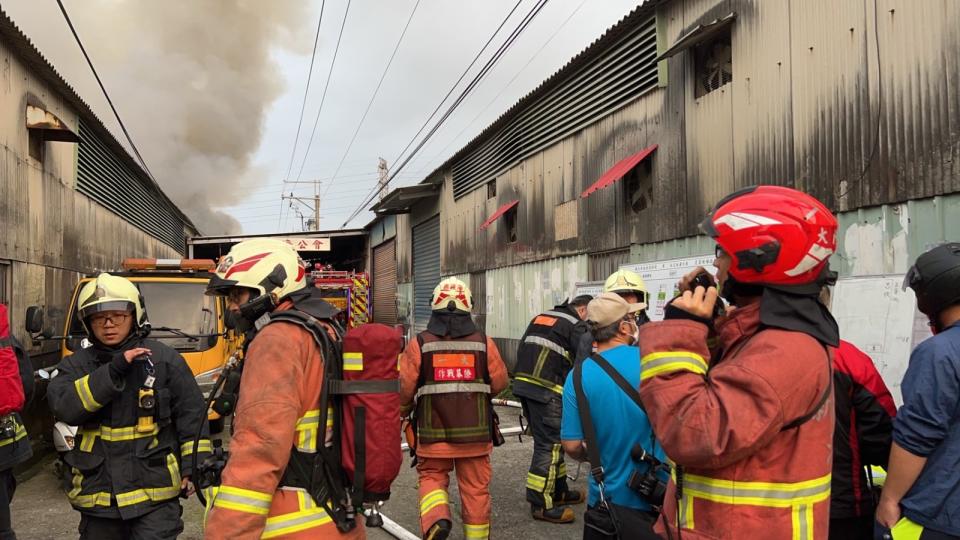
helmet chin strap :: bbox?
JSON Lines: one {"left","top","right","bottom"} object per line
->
{"left": 235, "top": 292, "right": 278, "bottom": 333}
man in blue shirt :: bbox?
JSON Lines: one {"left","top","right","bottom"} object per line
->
{"left": 561, "top": 293, "right": 666, "bottom": 539}
{"left": 878, "top": 243, "right": 960, "bottom": 539}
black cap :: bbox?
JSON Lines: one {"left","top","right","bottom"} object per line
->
{"left": 904, "top": 243, "right": 960, "bottom": 317}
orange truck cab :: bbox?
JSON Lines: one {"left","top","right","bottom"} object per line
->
{"left": 47, "top": 258, "right": 240, "bottom": 432}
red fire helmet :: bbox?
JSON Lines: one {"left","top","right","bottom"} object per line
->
{"left": 700, "top": 186, "right": 838, "bottom": 286}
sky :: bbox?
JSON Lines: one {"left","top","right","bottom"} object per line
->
{"left": 4, "top": 0, "right": 643, "bottom": 235}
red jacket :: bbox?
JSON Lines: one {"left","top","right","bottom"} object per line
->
{"left": 638, "top": 303, "right": 834, "bottom": 540}
{"left": 830, "top": 340, "right": 895, "bottom": 519}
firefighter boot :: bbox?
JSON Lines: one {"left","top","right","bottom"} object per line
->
{"left": 555, "top": 488, "right": 586, "bottom": 505}
{"left": 425, "top": 519, "right": 452, "bottom": 540}
{"left": 531, "top": 505, "right": 575, "bottom": 524}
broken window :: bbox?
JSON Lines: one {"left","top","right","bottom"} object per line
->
{"left": 693, "top": 29, "right": 732, "bottom": 98}
{"left": 28, "top": 129, "right": 44, "bottom": 162}
{"left": 503, "top": 204, "right": 518, "bottom": 243}
{"left": 624, "top": 159, "right": 654, "bottom": 213}
{"left": 487, "top": 179, "right": 497, "bottom": 199}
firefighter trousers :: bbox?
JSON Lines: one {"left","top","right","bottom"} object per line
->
{"left": 417, "top": 455, "right": 491, "bottom": 540}
{"left": 521, "top": 396, "right": 569, "bottom": 510}
{"left": 78, "top": 500, "right": 183, "bottom": 540}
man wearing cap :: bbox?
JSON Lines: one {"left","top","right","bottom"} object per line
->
{"left": 561, "top": 293, "right": 665, "bottom": 539}
{"left": 514, "top": 295, "right": 592, "bottom": 523}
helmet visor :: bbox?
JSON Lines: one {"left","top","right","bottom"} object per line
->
{"left": 79, "top": 300, "right": 134, "bottom": 321}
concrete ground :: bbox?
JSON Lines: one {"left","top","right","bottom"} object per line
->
{"left": 10, "top": 407, "right": 589, "bottom": 539}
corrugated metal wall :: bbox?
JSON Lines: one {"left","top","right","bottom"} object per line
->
{"left": 588, "top": 249, "right": 631, "bottom": 281}
{"left": 434, "top": 0, "right": 960, "bottom": 279}
{"left": 0, "top": 42, "right": 184, "bottom": 354}
{"left": 412, "top": 216, "right": 441, "bottom": 333}
{"left": 372, "top": 239, "right": 397, "bottom": 325}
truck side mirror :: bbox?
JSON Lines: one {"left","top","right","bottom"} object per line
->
{"left": 25, "top": 306, "right": 44, "bottom": 334}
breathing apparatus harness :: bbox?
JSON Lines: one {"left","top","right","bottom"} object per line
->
{"left": 191, "top": 287, "right": 366, "bottom": 532}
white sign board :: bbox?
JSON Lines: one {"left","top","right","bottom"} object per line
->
{"left": 832, "top": 275, "right": 932, "bottom": 406}
{"left": 272, "top": 237, "right": 331, "bottom": 252}
{"left": 574, "top": 281, "right": 604, "bottom": 299}
{"left": 621, "top": 254, "right": 718, "bottom": 321}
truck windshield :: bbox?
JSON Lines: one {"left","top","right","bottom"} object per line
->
{"left": 66, "top": 281, "right": 218, "bottom": 352}
{"left": 138, "top": 282, "right": 218, "bottom": 351}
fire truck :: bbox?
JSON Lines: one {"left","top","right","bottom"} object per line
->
{"left": 312, "top": 264, "right": 370, "bottom": 329}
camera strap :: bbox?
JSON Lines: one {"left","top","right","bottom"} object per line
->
{"left": 573, "top": 359, "right": 606, "bottom": 487}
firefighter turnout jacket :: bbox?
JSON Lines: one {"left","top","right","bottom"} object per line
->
{"left": 513, "top": 304, "right": 587, "bottom": 402}
{"left": 47, "top": 339, "right": 211, "bottom": 520}
{"left": 638, "top": 303, "right": 834, "bottom": 540}
{"left": 0, "top": 337, "right": 33, "bottom": 472}
{"left": 400, "top": 331, "right": 509, "bottom": 458}
{"left": 204, "top": 299, "right": 364, "bottom": 540}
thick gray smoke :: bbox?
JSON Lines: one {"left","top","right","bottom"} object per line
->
{"left": 13, "top": 0, "right": 312, "bottom": 235}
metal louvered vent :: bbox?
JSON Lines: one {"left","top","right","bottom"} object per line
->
{"left": 77, "top": 120, "right": 185, "bottom": 251}
{"left": 452, "top": 15, "right": 659, "bottom": 199}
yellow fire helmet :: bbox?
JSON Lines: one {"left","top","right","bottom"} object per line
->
{"left": 206, "top": 238, "right": 308, "bottom": 302}
{"left": 77, "top": 273, "right": 147, "bottom": 331}
{"left": 603, "top": 269, "right": 649, "bottom": 306}
{"left": 431, "top": 277, "right": 473, "bottom": 313}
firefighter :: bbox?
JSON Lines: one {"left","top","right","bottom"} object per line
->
{"left": 399, "top": 277, "right": 508, "bottom": 540}
{"left": 202, "top": 239, "right": 364, "bottom": 539}
{"left": 47, "top": 273, "right": 211, "bottom": 540}
{"left": 0, "top": 308, "right": 33, "bottom": 540}
{"left": 638, "top": 186, "right": 838, "bottom": 539}
{"left": 514, "top": 296, "right": 593, "bottom": 523}
{"left": 574, "top": 270, "right": 650, "bottom": 362}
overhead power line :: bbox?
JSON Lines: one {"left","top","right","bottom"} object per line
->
{"left": 343, "top": 0, "right": 551, "bottom": 226}
{"left": 55, "top": 0, "right": 158, "bottom": 185}
{"left": 416, "top": 0, "right": 588, "bottom": 175}
{"left": 279, "top": 0, "right": 327, "bottom": 229}
{"left": 322, "top": 0, "right": 422, "bottom": 201}
{"left": 294, "top": 0, "right": 354, "bottom": 183}
{"left": 283, "top": 0, "right": 326, "bottom": 183}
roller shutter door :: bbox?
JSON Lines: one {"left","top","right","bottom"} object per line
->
{"left": 372, "top": 240, "right": 397, "bottom": 325}
{"left": 412, "top": 216, "right": 441, "bottom": 333}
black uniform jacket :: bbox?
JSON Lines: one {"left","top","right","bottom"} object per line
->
{"left": 48, "top": 337, "right": 211, "bottom": 519}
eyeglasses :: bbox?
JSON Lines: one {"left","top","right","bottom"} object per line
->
{"left": 89, "top": 313, "right": 130, "bottom": 327}
{"left": 715, "top": 245, "right": 727, "bottom": 259}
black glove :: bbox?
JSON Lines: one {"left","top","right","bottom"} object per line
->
{"left": 108, "top": 352, "right": 132, "bottom": 381}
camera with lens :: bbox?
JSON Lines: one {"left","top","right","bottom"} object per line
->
{"left": 0, "top": 414, "right": 18, "bottom": 440}
{"left": 626, "top": 443, "right": 669, "bottom": 507}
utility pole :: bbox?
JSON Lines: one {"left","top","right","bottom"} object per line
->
{"left": 377, "top": 157, "right": 389, "bottom": 201}
{"left": 282, "top": 180, "right": 322, "bottom": 231}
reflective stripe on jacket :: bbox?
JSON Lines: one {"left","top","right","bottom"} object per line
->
{"left": 513, "top": 305, "right": 586, "bottom": 401}
{"left": 203, "top": 301, "right": 363, "bottom": 540}
{"left": 638, "top": 302, "right": 834, "bottom": 540}
{"left": 47, "top": 339, "right": 211, "bottom": 520}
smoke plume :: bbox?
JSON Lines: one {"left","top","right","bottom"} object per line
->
{"left": 15, "top": 0, "right": 312, "bottom": 235}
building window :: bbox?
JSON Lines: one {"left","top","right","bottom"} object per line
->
{"left": 503, "top": 205, "right": 518, "bottom": 243}
{"left": 0, "top": 261, "right": 8, "bottom": 304}
{"left": 487, "top": 179, "right": 497, "bottom": 199}
{"left": 28, "top": 129, "right": 44, "bottom": 162}
{"left": 693, "top": 29, "right": 732, "bottom": 98}
{"left": 624, "top": 159, "right": 654, "bottom": 213}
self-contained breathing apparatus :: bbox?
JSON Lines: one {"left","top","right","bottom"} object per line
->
{"left": 190, "top": 286, "right": 398, "bottom": 532}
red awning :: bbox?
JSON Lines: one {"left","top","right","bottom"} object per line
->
{"left": 580, "top": 144, "right": 658, "bottom": 199}
{"left": 480, "top": 199, "right": 520, "bottom": 230}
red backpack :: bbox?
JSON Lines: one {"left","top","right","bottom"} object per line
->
{"left": 339, "top": 323, "right": 403, "bottom": 502}
{"left": 0, "top": 304, "right": 25, "bottom": 416}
